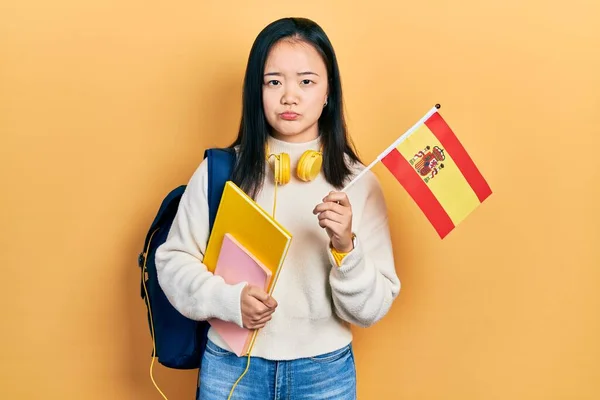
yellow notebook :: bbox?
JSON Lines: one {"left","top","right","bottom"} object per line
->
{"left": 203, "top": 181, "right": 292, "bottom": 296}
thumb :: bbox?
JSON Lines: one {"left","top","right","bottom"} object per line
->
{"left": 248, "top": 285, "right": 270, "bottom": 303}
{"left": 263, "top": 293, "right": 277, "bottom": 308}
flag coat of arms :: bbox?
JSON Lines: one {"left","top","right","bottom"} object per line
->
{"left": 344, "top": 105, "right": 492, "bottom": 239}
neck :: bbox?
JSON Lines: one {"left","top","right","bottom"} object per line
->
{"left": 266, "top": 134, "right": 321, "bottom": 158}
{"left": 270, "top": 126, "right": 319, "bottom": 144}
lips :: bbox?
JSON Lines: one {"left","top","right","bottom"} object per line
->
{"left": 280, "top": 112, "right": 299, "bottom": 121}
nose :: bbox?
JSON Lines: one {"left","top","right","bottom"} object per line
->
{"left": 281, "top": 83, "right": 299, "bottom": 105}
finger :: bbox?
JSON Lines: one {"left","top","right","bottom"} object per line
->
{"left": 253, "top": 302, "right": 277, "bottom": 318}
{"left": 313, "top": 201, "right": 350, "bottom": 217}
{"left": 249, "top": 318, "right": 269, "bottom": 330}
{"left": 251, "top": 309, "right": 274, "bottom": 324}
{"left": 264, "top": 295, "right": 278, "bottom": 309}
{"left": 248, "top": 295, "right": 277, "bottom": 314}
{"left": 323, "top": 191, "right": 351, "bottom": 207}
{"left": 319, "top": 218, "right": 344, "bottom": 232}
{"left": 313, "top": 201, "right": 347, "bottom": 216}
{"left": 250, "top": 303, "right": 268, "bottom": 317}
{"left": 317, "top": 210, "right": 346, "bottom": 224}
{"left": 252, "top": 293, "right": 277, "bottom": 310}
{"left": 254, "top": 314, "right": 273, "bottom": 326}
{"left": 249, "top": 295, "right": 277, "bottom": 312}
{"left": 246, "top": 320, "right": 262, "bottom": 330}
{"left": 248, "top": 286, "right": 272, "bottom": 304}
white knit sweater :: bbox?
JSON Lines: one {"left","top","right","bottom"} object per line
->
{"left": 155, "top": 135, "right": 401, "bottom": 360}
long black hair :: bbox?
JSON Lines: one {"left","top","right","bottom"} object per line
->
{"left": 229, "top": 17, "right": 361, "bottom": 198}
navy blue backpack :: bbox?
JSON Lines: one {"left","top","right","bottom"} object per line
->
{"left": 138, "top": 148, "right": 236, "bottom": 369}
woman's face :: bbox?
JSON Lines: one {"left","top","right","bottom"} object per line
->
{"left": 262, "top": 39, "right": 329, "bottom": 143}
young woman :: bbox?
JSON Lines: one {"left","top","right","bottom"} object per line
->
{"left": 156, "top": 17, "right": 401, "bottom": 399}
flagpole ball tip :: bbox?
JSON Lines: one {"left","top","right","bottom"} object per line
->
{"left": 435, "top": 103, "right": 441, "bottom": 109}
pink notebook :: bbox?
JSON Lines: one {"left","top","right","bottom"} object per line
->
{"left": 208, "top": 233, "right": 272, "bottom": 356}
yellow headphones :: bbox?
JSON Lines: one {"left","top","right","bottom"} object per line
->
{"left": 266, "top": 144, "right": 323, "bottom": 185}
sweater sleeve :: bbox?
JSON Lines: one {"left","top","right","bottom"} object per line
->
{"left": 154, "top": 159, "right": 247, "bottom": 327}
{"left": 327, "top": 171, "right": 401, "bottom": 328}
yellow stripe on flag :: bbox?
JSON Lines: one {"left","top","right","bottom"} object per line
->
{"left": 396, "top": 124, "right": 481, "bottom": 226}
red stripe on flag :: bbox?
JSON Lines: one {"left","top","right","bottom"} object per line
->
{"left": 381, "top": 148, "right": 455, "bottom": 238}
{"left": 425, "top": 113, "right": 492, "bottom": 202}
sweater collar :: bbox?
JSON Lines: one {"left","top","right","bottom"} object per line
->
{"left": 266, "top": 134, "right": 322, "bottom": 159}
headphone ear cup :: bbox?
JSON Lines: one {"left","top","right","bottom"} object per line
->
{"left": 275, "top": 152, "right": 291, "bottom": 185}
{"left": 297, "top": 150, "right": 323, "bottom": 182}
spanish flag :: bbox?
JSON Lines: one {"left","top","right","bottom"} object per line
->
{"left": 345, "top": 105, "right": 492, "bottom": 239}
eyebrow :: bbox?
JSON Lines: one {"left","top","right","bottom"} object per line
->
{"left": 264, "top": 71, "right": 320, "bottom": 77}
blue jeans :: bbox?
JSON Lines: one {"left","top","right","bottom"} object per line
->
{"left": 198, "top": 339, "right": 357, "bottom": 399}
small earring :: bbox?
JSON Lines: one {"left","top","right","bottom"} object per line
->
{"left": 324, "top": 99, "right": 328, "bottom": 107}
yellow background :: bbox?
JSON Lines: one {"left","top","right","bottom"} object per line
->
{"left": 2, "top": 1, "right": 599, "bottom": 399}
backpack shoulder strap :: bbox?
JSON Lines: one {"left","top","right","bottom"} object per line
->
{"left": 203, "top": 147, "right": 236, "bottom": 232}
{"left": 139, "top": 184, "right": 186, "bottom": 265}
